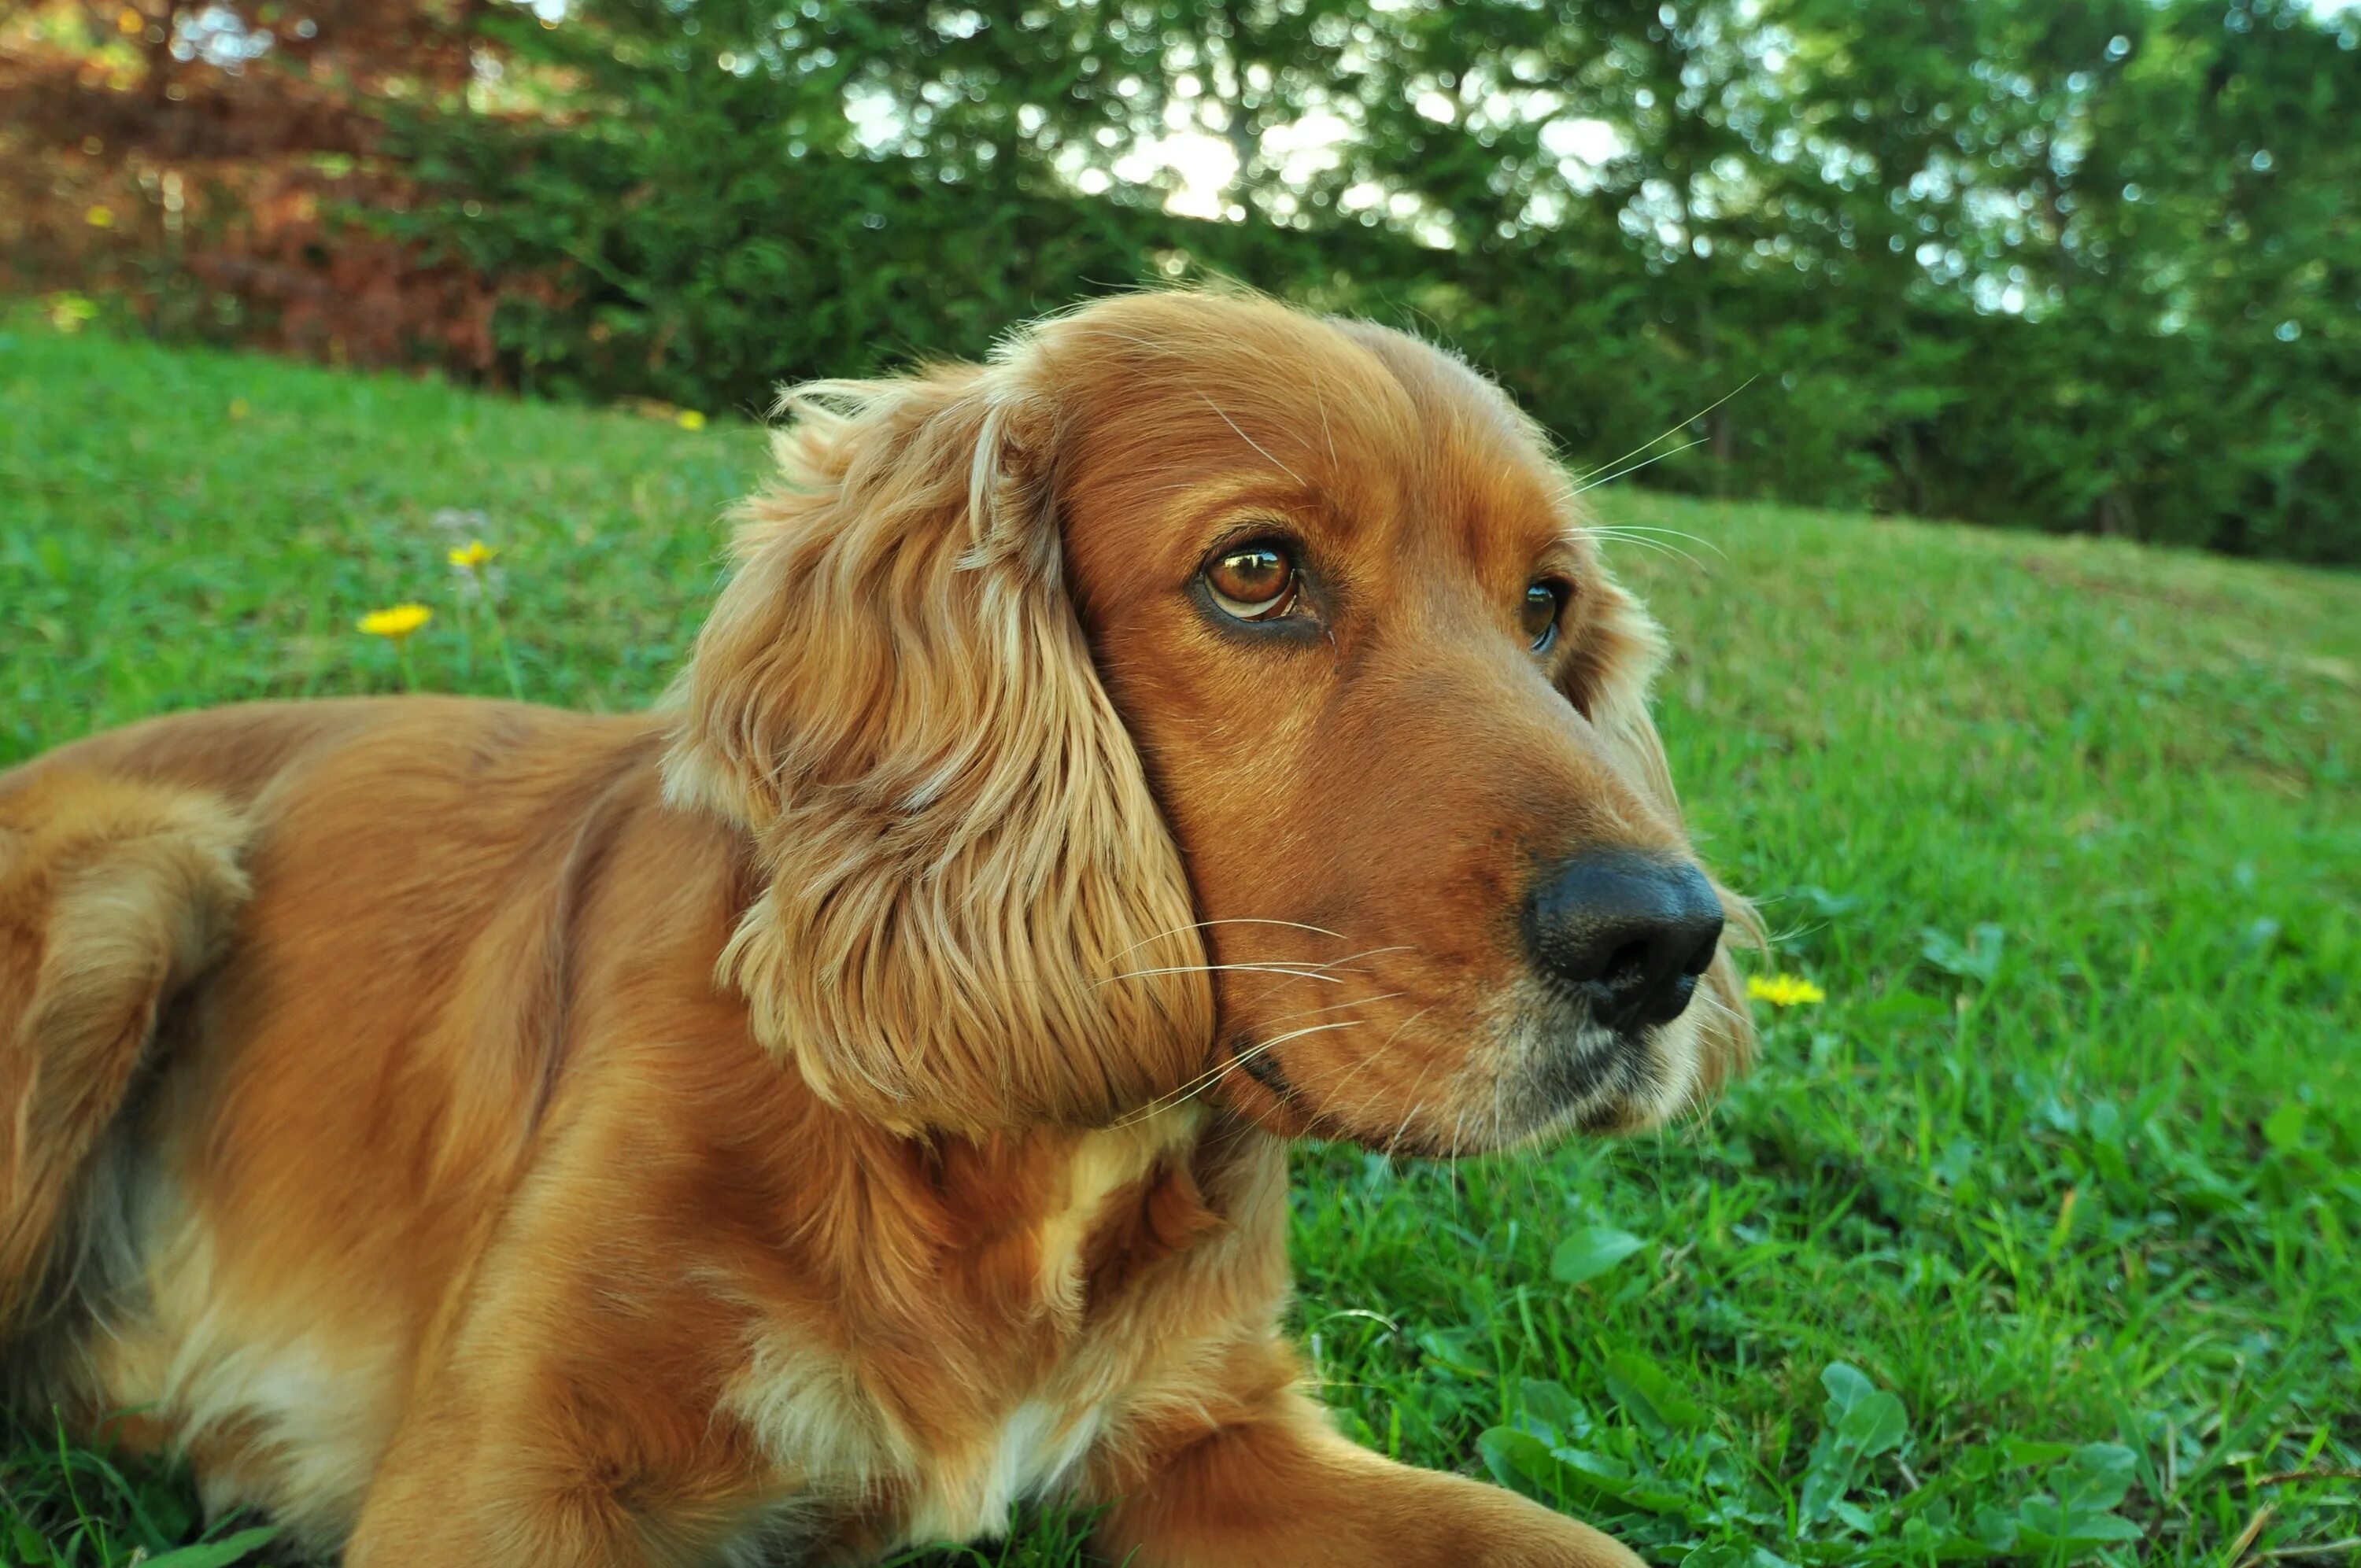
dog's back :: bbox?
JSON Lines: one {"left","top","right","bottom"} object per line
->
{"left": 0, "top": 699, "right": 717, "bottom": 1548}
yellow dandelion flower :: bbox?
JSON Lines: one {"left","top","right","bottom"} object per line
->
{"left": 357, "top": 603, "right": 433, "bottom": 640}
{"left": 1747, "top": 972, "right": 1826, "bottom": 1009}
{"left": 676, "top": 409, "right": 708, "bottom": 431}
{"left": 228, "top": 398, "right": 249, "bottom": 420}
{"left": 86, "top": 205, "right": 115, "bottom": 229}
{"left": 48, "top": 293, "right": 98, "bottom": 334}
{"left": 447, "top": 540, "right": 497, "bottom": 570}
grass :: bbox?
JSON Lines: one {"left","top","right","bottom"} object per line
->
{"left": 2, "top": 317, "right": 2355, "bottom": 1566}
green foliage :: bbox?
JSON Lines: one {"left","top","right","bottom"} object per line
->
{"left": 5, "top": 325, "right": 2359, "bottom": 1562}
{"left": 371, "top": 0, "right": 1356, "bottom": 409}
{"left": 0, "top": 1408, "right": 277, "bottom": 1567}
{"left": 1551, "top": 1226, "right": 1651, "bottom": 1286}
{"left": 1482, "top": 1360, "right": 2157, "bottom": 1559}
{"left": 1798, "top": 1363, "right": 1910, "bottom": 1527}
{"left": 364, "top": 0, "right": 2361, "bottom": 563}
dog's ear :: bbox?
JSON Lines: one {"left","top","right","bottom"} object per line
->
{"left": 663, "top": 360, "right": 1213, "bottom": 1133}
{"left": 1565, "top": 567, "right": 1758, "bottom": 1107}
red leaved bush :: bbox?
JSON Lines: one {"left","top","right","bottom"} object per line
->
{"left": 1, "top": 1, "right": 512, "bottom": 376}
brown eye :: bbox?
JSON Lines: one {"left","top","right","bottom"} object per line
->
{"left": 1204, "top": 540, "right": 1299, "bottom": 621}
{"left": 1523, "top": 580, "right": 1566, "bottom": 651}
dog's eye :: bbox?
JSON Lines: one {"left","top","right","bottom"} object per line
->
{"left": 1523, "top": 579, "right": 1568, "bottom": 651}
{"left": 1204, "top": 541, "right": 1299, "bottom": 622}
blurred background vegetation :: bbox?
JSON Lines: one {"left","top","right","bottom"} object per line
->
{"left": 4, "top": 0, "right": 2357, "bottom": 563}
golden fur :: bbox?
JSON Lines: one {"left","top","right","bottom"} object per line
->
{"left": 0, "top": 291, "right": 1751, "bottom": 1566}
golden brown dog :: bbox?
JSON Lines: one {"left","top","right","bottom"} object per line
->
{"left": 0, "top": 291, "right": 1752, "bottom": 1566}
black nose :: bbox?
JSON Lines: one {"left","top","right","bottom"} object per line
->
{"left": 1522, "top": 851, "right": 1724, "bottom": 1031}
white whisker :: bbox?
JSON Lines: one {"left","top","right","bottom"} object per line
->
{"left": 1583, "top": 523, "right": 1725, "bottom": 561}
{"left": 1255, "top": 992, "right": 1408, "bottom": 1028}
{"left": 1105, "top": 917, "right": 1345, "bottom": 962}
{"left": 1319, "top": 1000, "right": 1439, "bottom": 1130}
{"left": 1095, "top": 962, "right": 1345, "bottom": 988}
{"left": 1303, "top": 944, "right": 1415, "bottom": 972}
{"left": 1579, "top": 526, "right": 1711, "bottom": 573}
{"left": 1200, "top": 393, "right": 1307, "bottom": 487}
{"left": 1110, "top": 1018, "right": 1371, "bottom": 1128}
{"left": 1572, "top": 437, "right": 1709, "bottom": 496}
{"left": 1572, "top": 377, "right": 1757, "bottom": 482}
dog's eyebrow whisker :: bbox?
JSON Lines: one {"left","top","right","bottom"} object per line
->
{"left": 1585, "top": 522, "right": 1721, "bottom": 552}
{"left": 1571, "top": 437, "right": 1712, "bottom": 497}
{"left": 1580, "top": 524, "right": 1725, "bottom": 567}
{"left": 1582, "top": 523, "right": 1711, "bottom": 550}
{"left": 1579, "top": 528, "right": 1712, "bottom": 573}
{"left": 1093, "top": 962, "right": 1346, "bottom": 988}
{"left": 1104, "top": 917, "right": 1347, "bottom": 962}
{"left": 1199, "top": 393, "right": 1307, "bottom": 488}
{"left": 1572, "top": 376, "right": 1757, "bottom": 483}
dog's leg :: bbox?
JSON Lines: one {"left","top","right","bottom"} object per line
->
{"left": 0, "top": 775, "right": 247, "bottom": 1330}
{"left": 346, "top": 1437, "right": 656, "bottom": 1568}
{"left": 347, "top": 1378, "right": 837, "bottom": 1568}
{"left": 346, "top": 1347, "right": 722, "bottom": 1568}
{"left": 343, "top": 1238, "right": 813, "bottom": 1568}
{"left": 1095, "top": 1389, "right": 1645, "bottom": 1568}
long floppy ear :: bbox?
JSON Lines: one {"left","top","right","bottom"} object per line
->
{"left": 663, "top": 356, "right": 1213, "bottom": 1134}
{"left": 1565, "top": 563, "right": 1760, "bottom": 1108}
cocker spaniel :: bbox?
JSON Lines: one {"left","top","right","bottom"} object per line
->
{"left": 0, "top": 290, "right": 1752, "bottom": 1566}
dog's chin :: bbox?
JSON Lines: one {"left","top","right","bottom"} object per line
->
{"left": 1477, "top": 976, "right": 1706, "bottom": 1148}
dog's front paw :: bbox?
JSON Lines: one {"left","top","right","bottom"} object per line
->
{"left": 1461, "top": 1495, "right": 1650, "bottom": 1568}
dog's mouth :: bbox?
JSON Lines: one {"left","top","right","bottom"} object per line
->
{"left": 1209, "top": 970, "right": 1703, "bottom": 1154}
{"left": 1485, "top": 975, "right": 1705, "bottom": 1140}
{"left": 1232, "top": 1037, "right": 1299, "bottom": 1104}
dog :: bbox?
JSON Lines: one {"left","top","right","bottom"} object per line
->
{"left": 0, "top": 290, "right": 1753, "bottom": 1566}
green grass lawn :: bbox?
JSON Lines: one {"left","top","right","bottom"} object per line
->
{"left": 2, "top": 319, "right": 2356, "bottom": 1566}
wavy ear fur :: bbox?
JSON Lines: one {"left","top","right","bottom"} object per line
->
{"left": 663, "top": 353, "right": 1213, "bottom": 1134}
{"left": 1565, "top": 563, "right": 1759, "bottom": 1105}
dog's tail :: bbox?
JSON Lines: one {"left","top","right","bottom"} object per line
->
{"left": 0, "top": 773, "right": 249, "bottom": 1330}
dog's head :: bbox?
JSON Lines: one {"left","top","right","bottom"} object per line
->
{"left": 666, "top": 290, "right": 1753, "bottom": 1148}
